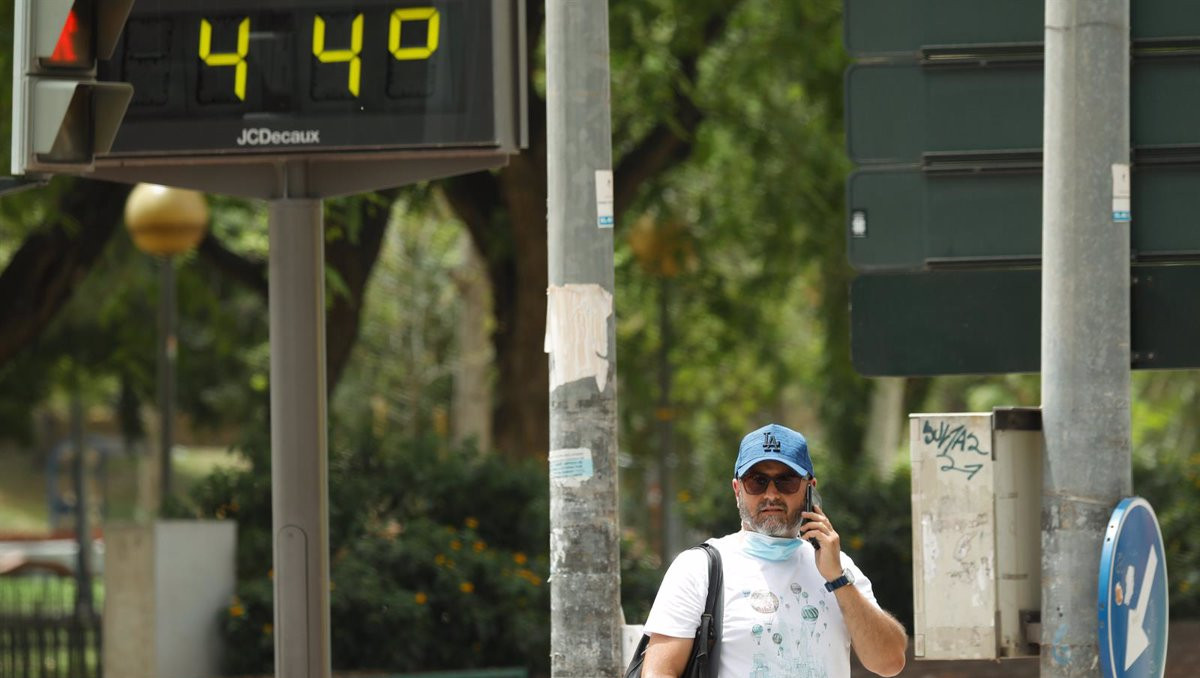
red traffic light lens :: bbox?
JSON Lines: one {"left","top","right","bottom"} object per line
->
{"left": 47, "top": 7, "right": 93, "bottom": 69}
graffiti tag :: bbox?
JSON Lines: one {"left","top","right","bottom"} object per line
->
{"left": 922, "top": 420, "right": 990, "bottom": 480}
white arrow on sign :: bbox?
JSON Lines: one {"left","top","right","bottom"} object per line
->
{"left": 1125, "top": 547, "right": 1158, "bottom": 670}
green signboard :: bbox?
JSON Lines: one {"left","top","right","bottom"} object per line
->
{"left": 848, "top": 165, "right": 1200, "bottom": 270}
{"left": 851, "top": 265, "right": 1200, "bottom": 376}
{"left": 845, "top": 0, "right": 1200, "bottom": 57}
{"left": 847, "top": 59, "right": 1200, "bottom": 165}
{"left": 843, "top": 0, "right": 1200, "bottom": 378}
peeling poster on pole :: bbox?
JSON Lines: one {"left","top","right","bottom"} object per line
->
{"left": 544, "top": 283, "right": 613, "bottom": 392}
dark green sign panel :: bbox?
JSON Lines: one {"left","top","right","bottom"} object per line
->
{"left": 845, "top": 0, "right": 1041, "bottom": 57}
{"left": 851, "top": 265, "right": 1200, "bottom": 376}
{"left": 849, "top": 165, "right": 1200, "bottom": 270}
{"left": 851, "top": 269, "right": 1040, "bottom": 376}
{"left": 848, "top": 169, "right": 1040, "bottom": 270}
{"left": 848, "top": 60, "right": 1200, "bottom": 164}
{"left": 845, "top": 0, "right": 1200, "bottom": 57}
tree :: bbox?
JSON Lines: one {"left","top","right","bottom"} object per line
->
{"left": 444, "top": 0, "right": 775, "bottom": 459}
{"left": 0, "top": 180, "right": 131, "bottom": 367}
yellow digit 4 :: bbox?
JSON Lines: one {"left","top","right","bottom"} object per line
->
{"left": 313, "top": 13, "right": 364, "bottom": 97}
{"left": 390, "top": 7, "right": 440, "bottom": 61}
{"left": 199, "top": 17, "right": 250, "bottom": 101}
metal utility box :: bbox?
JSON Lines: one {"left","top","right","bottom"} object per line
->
{"left": 104, "top": 520, "right": 237, "bottom": 678}
{"left": 910, "top": 407, "right": 1042, "bottom": 660}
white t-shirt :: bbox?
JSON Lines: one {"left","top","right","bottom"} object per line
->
{"left": 643, "top": 531, "right": 880, "bottom": 678}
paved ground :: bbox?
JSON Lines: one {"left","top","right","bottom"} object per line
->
{"left": 851, "top": 620, "right": 1199, "bottom": 677}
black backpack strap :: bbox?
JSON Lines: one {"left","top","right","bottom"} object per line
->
{"left": 695, "top": 543, "right": 723, "bottom": 676}
{"left": 624, "top": 543, "right": 724, "bottom": 678}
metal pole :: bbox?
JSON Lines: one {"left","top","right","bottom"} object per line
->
{"left": 1041, "top": 1, "right": 1131, "bottom": 675}
{"left": 269, "top": 197, "right": 332, "bottom": 678}
{"left": 70, "top": 377, "right": 93, "bottom": 618}
{"left": 545, "top": 0, "right": 621, "bottom": 674}
{"left": 158, "top": 256, "right": 176, "bottom": 506}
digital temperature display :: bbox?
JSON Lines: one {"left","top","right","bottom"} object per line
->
{"left": 98, "top": 0, "right": 504, "bottom": 158}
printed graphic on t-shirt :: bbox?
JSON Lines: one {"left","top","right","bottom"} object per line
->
{"left": 740, "top": 583, "right": 831, "bottom": 678}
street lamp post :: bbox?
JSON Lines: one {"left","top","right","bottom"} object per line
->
{"left": 124, "top": 184, "right": 209, "bottom": 511}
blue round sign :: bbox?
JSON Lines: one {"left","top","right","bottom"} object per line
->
{"left": 1098, "top": 497, "right": 1169, "bottom": 678}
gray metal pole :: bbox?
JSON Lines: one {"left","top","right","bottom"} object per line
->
{"left": 545, "top": 0, "right": 621, "bottom": 675}
{"left": 158, "top": 256, "right": 176, "bottom": 506}
{"left": 1041, "top": 1, "right": 1131, "bottom": 675}
{"left": 269, "top": 197, "right": 332, "bottom": 678}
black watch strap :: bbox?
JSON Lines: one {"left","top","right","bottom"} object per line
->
{"left": 824, "top": 574, "right": 851, "bottom": 592}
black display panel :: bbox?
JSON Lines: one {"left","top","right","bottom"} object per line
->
{"left": 98, "top": 0, "right": 497, "bottom": 158}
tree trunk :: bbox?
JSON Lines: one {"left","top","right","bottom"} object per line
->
{"left": 0, "top": 180, "right": 131, "bottom": 365}
{"left": 451, "top": 238, "right": 493, "bottom": 452}
{"left": 445, "top": 149, "right": 551, "bottom": 460}
{"left": 323, "top": 190, "right": 398, "bottom": 390}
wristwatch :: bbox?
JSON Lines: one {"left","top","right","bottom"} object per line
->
{"left": 824, "top": 567, "right": 855, "bottom": 593}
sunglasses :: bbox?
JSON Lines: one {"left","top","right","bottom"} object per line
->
{"left": 740, "top": 472, "right": 806, "bottom": 495}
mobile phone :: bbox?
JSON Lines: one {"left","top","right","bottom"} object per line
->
{"left": 802, "top": 484, "right": 820, "bottom": 550}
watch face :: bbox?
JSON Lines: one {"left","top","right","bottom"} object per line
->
{"left": 844, "top": 568, "right": 855, "bottom": 584}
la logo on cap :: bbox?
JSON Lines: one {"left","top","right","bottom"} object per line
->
{"left": 763, "top": 432, "right": 781, "bottom": 453}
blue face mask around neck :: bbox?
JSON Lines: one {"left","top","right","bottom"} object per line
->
{"left": 742, "top": 530, "right": 802, "bottom": 561}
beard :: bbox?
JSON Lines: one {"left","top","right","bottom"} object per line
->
{"left": 737, "top": 491, "right": 804, "bottom": 537}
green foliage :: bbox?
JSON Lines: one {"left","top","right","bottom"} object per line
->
{"left": 179, "top": 425, "right": 554, "bottom": 674}
{"left": 815, "top": 463, "right": 914, "bottom": 630}
{"left": 1134, "top": 453, "right": 1200, "bottom": 618}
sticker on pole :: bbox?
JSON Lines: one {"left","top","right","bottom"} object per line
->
{"left": 596, "top": 170, "right": 614, "bottom": 228}
{"left": 1098, "top": 496, "right": 1168, "bottom": 678}
{"left": 1112, "top": 164, "right": 1131, "bottom": 223}
{"left": 549, "top": 448, "right": 594, "bottom": 487}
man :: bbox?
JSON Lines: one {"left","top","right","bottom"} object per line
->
{"left": 641, "top": 423, "right": 907, "bottom": 678}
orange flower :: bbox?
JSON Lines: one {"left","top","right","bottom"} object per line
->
{"left": 414, "top": 592, "right": 428, "bottom": 605}
{"left": 513, "top": 552, "right": 528, "bottom": 565}
{"left": 450, "top": 539, "right": 462, "bottom": 551}
{"left": 460, "top": 581, "right": 475, "bottom": 594}
{"left": 473, "top": 541, "right": 487, "bottom": 553}
{"left": 464, "top": 517, "right": 480, "bottom": 529}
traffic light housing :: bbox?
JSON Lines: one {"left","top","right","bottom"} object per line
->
{"left": 11, "top": 0, "right": 135, "bottom": 175}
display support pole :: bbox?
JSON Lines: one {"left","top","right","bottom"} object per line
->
{"left": 268, "top": 186, "right": 332, "bottom": 678}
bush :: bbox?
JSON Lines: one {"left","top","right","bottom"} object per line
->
{"left": 1134, "top": 453, "right": 1200, "bottom": 618}
{"left": 179, "top": 428, "right": 552, "bottom": 675}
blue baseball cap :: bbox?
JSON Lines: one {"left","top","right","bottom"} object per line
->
{"left": 734, "top": 423, "right": 814, "bottom": 479}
